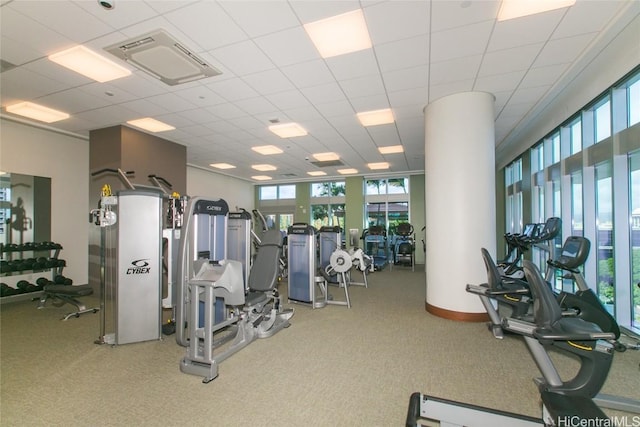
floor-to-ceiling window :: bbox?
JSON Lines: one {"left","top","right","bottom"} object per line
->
{"left": 511, "top": 66, "right": 640, "bottom": 333}
{"left": 629, "top": 151, "right": 640, "bottom": 329}
{"left": 595, "top": 162, "right": 615, "bottom": 314}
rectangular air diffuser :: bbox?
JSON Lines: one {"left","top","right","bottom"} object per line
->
{"left": 105, "top": 30, "right": 221, "bottom": 86}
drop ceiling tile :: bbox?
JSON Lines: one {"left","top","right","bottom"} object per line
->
{"left": 170, "top": 86, "right": 226, "bottom": 108}
{"left": 181, "top": 124, "right": 217, "bottom": 137}
{"left": 280, "top": 59, "right": 335, "bottom": 89}
{"left": 38, "top": 87, "right": 111, "bottom": 114}
{"left": 0, "top": 36, "right": 47, "bottom": 66}
{"left": 280, "top": 105, "right": 324, "bottom": 122}
{"left": 388, "top": 88, "right": 428, "bottom": 109}
{"left": 0, "top": 7, "right": 72, "bottom": 57}
{"left": 300, "top": 82, "right": 347, "bottom": 105}
{"left": 242, "top": 69, "right": 296, "bottom": 95}
{"left": 163, "top": 2, "right": 248, "bottom": 51}
{"left": 520, "top": 63, "right": 570, "bottom": 89}
{"left": 8, "top": 1, "right": 112, "bottom": 43}
{"left": 533, "top": 33, "right": 597, "bottom": 68}
{"left": 430, "top": 1, "right": 499, "bottom": 33}
{"left": 487, "top": 9, "right": 564, "bottom": 52}
{"left": 77, "top": 1, "right": 162, "bottom": 30}
{"left": 430, "top": 55, "right": 482, "bottom": 86}
{"left": 325, "top": 49, "right": 379, "bottom": 80}
{"left": 120, "top": 98, "right": 172, "bottom": 117}
{"left": 364, "top": 1, "right": 430, "bottom": 45}
{"left": 205, "top": 103, "right": 248, "bottom": 120}
{"left": 429, "top": 79, "right": 474, "bottom": 103}
{"left": 430, "top": 20, "right": 494, "bottom": 63}
{"left": 0, "top": 67, "right": 74, "bottom": 101}
{"left": 75, "top": 104, "right": 139, "bottom": 126}
{"left": 145, "top": 92, "right": 198, "bottom": 113}
{"left": 509, "top": 85, "right": 552, "bottom": 106}
{"left": 288, "top": 1, "right": 362, "bottom": 24}
{"left": 219, "top": 1, "right": 299, "bottom": 38}
{"left": 206, "top": 78, "right": 260, "bottom": 102}
{"left": 382, "top": 65, "right": 428, "bottom": 93}
{"left": 474, "top": 70, "right": 526, "bottom": 94}
{"left": 254, "top": 27, "right": 320, "bottom": 68}
{"left": 313, "top": 99, "right": 354, "bottom": 118}
{"left": 339, "top": 74, "right": 385, "bottom": 99}
{"left": 349, "top": 94, "right": 390, "bottom": 112}
{"left": 228, "top": 116, "right": 266, "bottom": 130}
{"left": 210, "top": 40, "right": 275, "bottom": 76}
{"left": 552, "top": 1, "right": 626, "bottom": 40}
{"left": 478, "top": 43, "right": 543, "bottom": 77}
{"left": 266, "top": 90, "right": 312, "bottom": 110}
{"left": 374, "top": 34, "right": 429, "bottom": 74}
{"left": 234, "top": 97, "right": 280, "bottom": 116}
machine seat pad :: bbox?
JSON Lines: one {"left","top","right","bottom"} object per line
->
{"left": 245, "top": 291, "right": 269, "bottom": 307}
{"left": 44, "top": 284, "right": 93, "bottom": 297}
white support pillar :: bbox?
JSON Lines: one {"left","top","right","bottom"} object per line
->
{"left": 424, "top": 92, "right": 496, "bottom": 320}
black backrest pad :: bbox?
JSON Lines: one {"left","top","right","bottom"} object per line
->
{"left": 248, "top": 229, "right": 282, "bottom": 292}
{"left": 523, "top": 260, "right": 562, "bottom": 328}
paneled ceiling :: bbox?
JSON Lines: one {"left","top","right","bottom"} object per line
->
{"left": 1, "top": 0, "right": 638, "bottom": 182}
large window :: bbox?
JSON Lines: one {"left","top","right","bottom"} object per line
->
{"left": 629, "top": 151, "right": 640, "bottom": 329}
{"left": 259, "top": 184, "right": 295, "bottom": 200}
{"left": 514, "top": 67, "right": 640, "bottom": 333}
{"left": 311, "top": 181, "right": 346, "bottom": 229}
{"left": 364, "top": 178, "right": 409, "bottom": 235}
{"left": 594, "top": 97, "right": 612, "bottom": 143}
{"left": 595, "top": 162, "right": 614, "bottom": 314}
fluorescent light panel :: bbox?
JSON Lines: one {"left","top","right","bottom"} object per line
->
{"left": 210, "top": 163, "right": 236, "bottom": 170}
{"left": 268, "top": 122, "right": 307, "bottom": 138}
{"left": 307, "top": 171, "right": 327, "bottom": 176}
{"left": 312, "top": 152, "right": 340, "bottom": 162}
{"left": 498, "top": 0, "right": 575, "bottom": 21}
{"left": 5, "top": 102, "right": 69, "bottom": 123}
{"left": 252, "top": 145, "right": 283, "bottom": 155}
{"left": 378, "top": 145, "right": 404, "bottom": 154}
{"left": 304, "top": 9, "right": 372, "bottom": 58}
{"left": 48, "top": 45, "right": 131, "bottom": 82}
{"left": 357, "top": 108, "right": 394, "bottom": 127}
{"left": 337, "top": 168, "right": 358, "bottom": 175}
{"left": 127, "top": 118, "right": 175, "bottom": 132}
{"left": 252, "top": 164, "right": 277, "bottom": 171}
{"left": 252, "top": 175, "right": 272, "bottom": 181}
{"left": 368, "top": 162, "right": 390, "bottom": 170}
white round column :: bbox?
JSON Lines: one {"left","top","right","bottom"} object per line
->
{"left": 424, "top": 91, "right": 496, "bottom": 320}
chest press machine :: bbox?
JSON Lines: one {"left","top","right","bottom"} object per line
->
{"left": 175, "top": 197, "right": 293, "bottom": 383}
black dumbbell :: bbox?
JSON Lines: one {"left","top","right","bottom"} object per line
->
{"left": 16, "top": 280, "right": 30, "bottom": 291}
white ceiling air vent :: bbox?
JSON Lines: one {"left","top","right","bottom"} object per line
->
{"left": 105, "top": 30, "right": 221, "bottom": 86}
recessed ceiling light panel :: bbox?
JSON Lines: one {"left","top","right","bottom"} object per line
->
{"left": 378, "top": 145, "right": 404, "bottom": 154}
{"left": 312, "top": 152, "right": 340, "bottom": 162}
{"left": 210, "top": 163, "right": 236, "bottom": 170}
{"left": 307, "top": 171, "right": 327, "bottom": 176}
{"left": 6, "top": 101, "right": 70, "bottom": 123}
{"left": 498, "top": 0, "right": 576, "bottom": 21}
{"left": 304, "top": 9, "right": 372, "bottom": 58}
{"left": 252, "top": 164, "right": 277, "bottom": 171}
{"left": 368, "top": 162, "right": 390, "bottom": 170}
{"left": 337, "top": 168, "right": 358, "bottom": 175}
{"left": 268, "top": 122, "right": 308, "bottom": 138}
{"left": 127, "top": 117, "right": 175, "bottom": 132}
{"left": 252, "top": 175, "right": 272, "bottom": 181}
{"left": 49, "top": 45, "right": 131, "bottom": 82}
{"left": 357, "top": 108, "right": 395, "bottom": 127}
{"left": 252, "top": 145, "right": 283, "bottom": 155}
{"left": 105, "top": 30, "right": 222, "bottom": 86}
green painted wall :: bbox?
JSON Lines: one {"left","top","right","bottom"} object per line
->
{"left": 344, "top": 176, "right": 365, "bottom": 249}
{"left": 294, "top": 182, "right": 311, "bottom": 223}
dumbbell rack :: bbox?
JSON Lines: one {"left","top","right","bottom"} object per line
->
{"left": 0, "top": 242, "right": 65, "bottom": 304}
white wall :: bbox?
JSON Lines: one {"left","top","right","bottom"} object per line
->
{"left": 187, "top": 166, "right": 254, "bottom": 212}
{"left": 0, "top": 117, "right": 90, "bottom": 283}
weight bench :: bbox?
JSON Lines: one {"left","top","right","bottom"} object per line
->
{"left": 38, "top": 284, "right": 100, "bottom": 321}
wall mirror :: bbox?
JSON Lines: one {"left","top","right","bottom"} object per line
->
{"left": 0, "top": 172, "right": 51, "bottom": 247}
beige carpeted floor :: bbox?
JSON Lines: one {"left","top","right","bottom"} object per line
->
{"left": 1, "top": 267, "right": 638, "bottom": 426}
